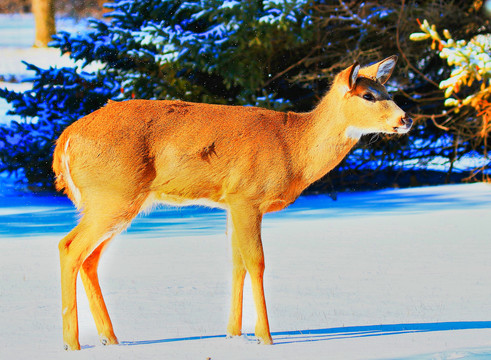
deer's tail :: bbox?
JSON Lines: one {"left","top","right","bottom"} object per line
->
{"left": 53, "top": 131, "right": 82, "bottom": 209}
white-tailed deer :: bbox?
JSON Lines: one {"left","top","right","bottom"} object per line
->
{"left": 53, "top": 56, "right": 411, "bottom": 350}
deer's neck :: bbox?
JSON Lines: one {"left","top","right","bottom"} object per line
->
{"left": 290, "top": 91, "right": 359, "bottom": 186}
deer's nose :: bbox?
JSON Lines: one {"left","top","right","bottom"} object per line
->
{"left": 394, "top": 115, "right": 412, "bottom": 134}
{"left": 402, "top": 115, "right": 413, "bottom": 128}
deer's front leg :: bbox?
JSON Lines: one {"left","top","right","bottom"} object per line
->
{"left": 227, "top": 204, "right": 272, "bottom": 345}
{"left": 227, "top": 246, "right": 246, "bottom": 337}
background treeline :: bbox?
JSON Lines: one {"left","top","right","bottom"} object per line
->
{"left": 0, "top": 0, "right": 105, "bottom": 18}
{"left": 0, "top": 0, "right": 489, "bottom": 193}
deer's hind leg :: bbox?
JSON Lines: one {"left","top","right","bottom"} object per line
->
{"left": 80, "top": 237, "right": 118, "bottom": 346}
{"left": 59, "top": 193, "right": 148, "bottom": 350}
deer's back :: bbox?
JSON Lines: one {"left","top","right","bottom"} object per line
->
{"left": 61, "top": 99, "right": 307, "bottom": 211}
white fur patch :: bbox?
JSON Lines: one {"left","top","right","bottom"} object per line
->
{"left": 396, "top": 125, "right": 411, "bottom": 134}
{"left": 345, "top": 126, "right": 379, "bottom": 140}
{"left": 99, "top": 222, "right": 128, "bottom": 245}
{"left": 62, "top": 138, "right": 82, "bottom": 209}
{"left": 156, "top": 195, "right": 227, "bottom": 210}
{"left": 139, "top": 193, "right": 228, "bottom": 218}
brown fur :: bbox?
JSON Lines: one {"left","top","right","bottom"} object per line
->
{"left": 53, "top": 56, "right": 411, "bottom": 350}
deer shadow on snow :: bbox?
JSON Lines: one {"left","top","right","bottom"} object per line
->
{"left": 117, "top": 321, "right": 491, "bottom": 347}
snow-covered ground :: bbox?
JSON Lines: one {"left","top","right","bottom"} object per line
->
{"left": 1, "top": 183, "right": 491, "bottom": 359}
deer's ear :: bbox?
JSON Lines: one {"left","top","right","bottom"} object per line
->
{"left": 336, "top": 61, "right": 360, "bottom": 91}
{"left": 348, "top": 62, "right": 360, "bottom": 90}
{"left": 375, "top": 55, "right": 397, "bottom": 84}
{"left": 360, "top": 55, "right": 398, "bottom": 84}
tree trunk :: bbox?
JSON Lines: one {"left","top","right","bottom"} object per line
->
{"left": 32, "top": 0, "right": 56, "bottom": 48}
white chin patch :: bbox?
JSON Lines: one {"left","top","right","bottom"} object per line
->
{"left": 396, "top": 125, "right": 411, "bottom": 134}
{"left": 345, "top": 126, "right": 379, "bottom": 140}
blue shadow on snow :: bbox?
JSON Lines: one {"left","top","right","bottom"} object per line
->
{"left": 2, "top": 183, "right": 491, "bottom": 237}
{"left": 119, "top": 321, "right": 491, "bottom": 346}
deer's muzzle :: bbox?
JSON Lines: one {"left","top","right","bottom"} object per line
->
{"left": 395, "top": 115, "right": 412, "bottom": 134}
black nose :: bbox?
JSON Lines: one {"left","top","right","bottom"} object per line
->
{"left": 402, "top": 116, "right": 413, "bottom": 127}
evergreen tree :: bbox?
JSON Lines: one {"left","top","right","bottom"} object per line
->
{"left": 1, "top": 0, "right": 489, "bottom": 190}
{"left": 0, "top": 0, "right": 315, "bottom": 188}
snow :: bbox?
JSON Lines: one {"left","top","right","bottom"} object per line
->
{"left": 0, "top": 14, "right": 95, "bottom": 78}
{"left": 0, "top": 14, "right": 100, "bottom": 125}
{"left": 1, "top": 183, "right": 491, "bottom": 359}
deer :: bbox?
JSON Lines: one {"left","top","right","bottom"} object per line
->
{"left": 52, "top": 55, "right": 412, "bottom": 350}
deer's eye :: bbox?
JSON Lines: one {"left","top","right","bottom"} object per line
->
{"left": 363, "top": 93, "right": 375, "bottom": 102}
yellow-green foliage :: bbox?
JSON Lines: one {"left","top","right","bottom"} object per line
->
{"left": 410, "top": 19, "right": 490, "bottom": 112}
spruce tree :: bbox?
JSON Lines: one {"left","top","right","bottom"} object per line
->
{"left": 0, "top": 0, "right": 314, "bottom": 188}
{"left": 1, "top": 0, "right": 488, "bottom": 190}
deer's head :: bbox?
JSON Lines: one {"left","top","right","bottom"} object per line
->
{"left": 335, "top": 56, "right": 412, "bottom": 140}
